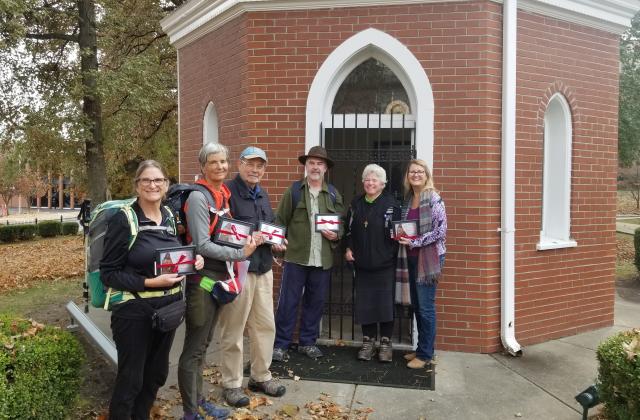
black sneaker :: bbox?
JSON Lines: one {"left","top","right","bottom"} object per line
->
{"left": 298, "top": 345, "right": 323, "bottom": 359}
{"left": 222, "top": 387, "right": 250, "bottom": 407}
{"left": 248, "top": 377, "right": 286, "bottom": 397}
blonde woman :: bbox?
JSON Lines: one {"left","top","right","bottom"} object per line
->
{"left": 100, "top": 160, "right": 205, "bottom": 419}
{"left": 396, "top": 159, "right": 447, "bottom": 369}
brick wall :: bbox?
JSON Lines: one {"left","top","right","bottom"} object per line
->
{"left": 178, "top": 15, "right": 250, "bottom": 181}
{"left": 514, "top": 10, "right": 619, "bottom": 346}
{"left": 176, "top": 1, "right": 619, "bottom": 353}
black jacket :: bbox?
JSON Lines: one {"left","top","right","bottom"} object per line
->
{"left": 225, "top": 175, "right": 274, "bottom": 274}
{"left": 344, "top": 192, "right": 400, "bottom": 271}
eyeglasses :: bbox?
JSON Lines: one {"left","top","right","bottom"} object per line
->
{"left": 241, "top": 159, "right": 266, "bottom": 170}
{"left": 408, "top": 170, "right": 426, "bottom": 176}
{"left": 138, "top": 178, "right": 168, "bottom": 186}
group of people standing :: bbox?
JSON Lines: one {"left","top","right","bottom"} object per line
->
{"left": 100, "top": 142, "right": 447, "bottom": 420}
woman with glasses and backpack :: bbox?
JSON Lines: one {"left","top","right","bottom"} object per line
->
{"left": 396, "top": 159, "right": 447, "bottom": 370}
{"left": 100, "top": 160, "right": 204, "bottom": 420}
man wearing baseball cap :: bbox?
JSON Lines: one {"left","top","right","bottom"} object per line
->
{"left": 272, "top": 146, "right": 345, "bottom": 362}
{"left": 217, "top": 146, "right": 286, "bottom": 407}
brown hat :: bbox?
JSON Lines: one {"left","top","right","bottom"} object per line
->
{"left": 298, "top": 145, "right": 334, "bottom": 168}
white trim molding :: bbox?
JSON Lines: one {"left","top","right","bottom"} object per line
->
{"left": 517, "top": 0, "right": 639, "bottom": 35}
{"left": 305, "top": 28, "right": 434, "bottom": 167}
{"left": 160, "top": 0, "right": 639, "bottom": 48}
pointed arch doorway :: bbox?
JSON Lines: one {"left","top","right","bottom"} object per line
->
{"left": 306, "top": 29, "right": 434, "bottom": 346}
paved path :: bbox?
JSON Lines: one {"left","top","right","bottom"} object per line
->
{"left": 74, "top": 284, "right": 639, "bottom": 420}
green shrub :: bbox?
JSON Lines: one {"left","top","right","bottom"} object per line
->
{"left": 0, "top": 315, "right": 84, "bottom": 419}
{"left": 60, "top": 221, "right": 79, "bottom": 236}
{"left": 37, "top": 220, "right": 61, "bottom": 238}
{"left": 15, "top": 224, "right": 37, "bottom": 241}
{"left": 0, "top": 225, "right": 18, "bottom": 243}
{"left": 597, "top": 329, "right": 640, "bottom": 420}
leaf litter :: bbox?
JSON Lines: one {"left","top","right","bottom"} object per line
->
{"left": 0, "top": 236, "right": 84, "bottom": 293}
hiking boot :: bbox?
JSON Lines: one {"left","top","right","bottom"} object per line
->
{"left": 272, "top": 347, "right": 289, "bottom": 362}
{"left": 403, "top": 351, "right": 417, "bottom": 361}
{"left": 378, "top": 337, "right": 393, "bottom": 363}
{"left": 248, "top": 377, "right": 286, "bottom": 397}
{"left": 198, "top": 399, "right": 230, "bottom": 419}
{"left": 298, "top": 345, "right": 323, "bottom": 359}
{"left": 407, "top": 357, "right": 429, "bottom": 369}
{"left": 223, "top": 387, "right": 250, "bottom": 407}
{"left": 357, "top": 336, "right": 376, "bottom": 361}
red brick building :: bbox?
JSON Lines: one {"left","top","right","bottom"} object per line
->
{"left": 161, "top": 0, "right": 639, "bottom": 354}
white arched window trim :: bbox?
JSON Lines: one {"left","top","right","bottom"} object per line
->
{"left": 203, "top": 101, "right": 219, "bottom": 145}
{"left": 305, "top": 28, "right": 434, "bottom": 167}
{"left": 537, "top": 93, "right": 577, "bottom": 251}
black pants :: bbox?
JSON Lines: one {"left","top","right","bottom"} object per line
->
{"left": 362, "top": 321, "right": 394, "bottom": 340}
{"left": 109, "top": 310, "right": 176, "bottom": 420}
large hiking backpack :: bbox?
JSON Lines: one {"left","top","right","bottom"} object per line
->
{"left": 164, "top": 183, "right": 226, "bottom": 245}
{"left": 86, "top": 198, "right": 176, "bottom": 309}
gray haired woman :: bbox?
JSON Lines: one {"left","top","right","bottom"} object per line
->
{"left": 177, "top": 142, "right": 257, "bottom": 420}
{"left": 344, "top": 164, "right": 401, "bottom": 362}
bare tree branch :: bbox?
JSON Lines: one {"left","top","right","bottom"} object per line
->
{"left": 25, "top": 32, "right": 79, "bottom": 42}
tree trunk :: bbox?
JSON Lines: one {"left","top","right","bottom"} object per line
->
{"left": 78, "top": 0, "right": 107, "bottom": 205}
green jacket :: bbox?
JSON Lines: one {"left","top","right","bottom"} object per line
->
{"left": 275, "top": 178, "right": 345, "bottom": 270}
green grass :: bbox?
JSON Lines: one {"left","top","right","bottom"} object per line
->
{"left": 616, "top": 261, "right": 638, "bottom": 281}
{"left": 0, "top": 278, "right": 82, "bottom": 318}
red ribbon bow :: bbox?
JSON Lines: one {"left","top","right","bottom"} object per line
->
{"left": 157, "top": 254, "right": 196, "bottom": 273}
{"left": 261, "top": 229, "right": 285, "bottom": 240}
{"left": 317, "top": 219, "right": 341, "bottom": 226}
{"left": 397, "top": 234, "right": 417, "bottom": 240}
{"left": 217, "top": 224, "right": 249, "bottom": 241}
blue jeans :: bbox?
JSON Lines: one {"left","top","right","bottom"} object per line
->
{"left": 274, "top": 262, "right": 330, "bottom": 349}
{"left": 407, "top": 255, "right": 444, "bottom": 361}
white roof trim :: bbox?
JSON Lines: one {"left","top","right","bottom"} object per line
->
{"left": 517, "top": 0, "right": 639, "bottom": 34}
{"left": 161, "top": 0, "right": 639, "bottom": 48}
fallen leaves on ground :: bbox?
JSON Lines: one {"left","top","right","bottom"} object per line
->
{"left": 617, "top": 234, "right": 635, "bottom": 263}
{"left": 0, "top": 236, "right": 84, "bottom": 293}
{"left": 303, "top": 393, "right": 374, "bottom": 420}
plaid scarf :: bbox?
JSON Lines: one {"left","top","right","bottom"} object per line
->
{"left": 395, "top": 190, "right": 442, "bottom": 306}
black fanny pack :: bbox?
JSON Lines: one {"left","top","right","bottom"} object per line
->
{"left": 133, "top": 286, "right": 186, "bottom": 332}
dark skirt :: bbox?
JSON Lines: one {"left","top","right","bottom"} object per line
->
{"left": 354, "top": 266, "right": 395, "bottom": 325}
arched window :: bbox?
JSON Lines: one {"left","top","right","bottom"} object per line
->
{"left": 538, "top": 94, "right": 577, "bottom": 250}
{"left": 202, "top": 102, "right": 218, "bottom": 144}
{"left": 332, "top": 58, "right": 410, "bottom": 115}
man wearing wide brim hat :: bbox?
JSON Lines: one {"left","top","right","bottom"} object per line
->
{"left": 272, "top": 146, "right": 344, "bottom": 362}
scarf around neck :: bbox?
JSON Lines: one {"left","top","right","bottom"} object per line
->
{"left": 395, "top": 190, "right": 442, "bottom": 305}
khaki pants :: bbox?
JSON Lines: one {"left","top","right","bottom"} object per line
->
{"left": 217, "top": 270, "right": 276, "bottom": 388}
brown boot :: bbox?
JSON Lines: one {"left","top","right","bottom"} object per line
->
{"left": 357, "top": 336, "right": 376, "bottom": 361}
{"left": 378, "top": 337, "right": 393, "bottom": 363}
{"left": 403, "top": 351, "right": 417, "bottom": 361}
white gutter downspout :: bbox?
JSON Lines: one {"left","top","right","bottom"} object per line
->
{"left": 500, "top": 0, "right": 523, "bottom": 356}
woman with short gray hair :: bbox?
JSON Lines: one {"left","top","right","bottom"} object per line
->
{"left": 198, "top": 142, "right": 229, "bottom": 167}
{"left": 178, "top": 141, "right": 256, "bottom": 420}
{"left": 344, "top": 164, "right": 401, "bottom": 362}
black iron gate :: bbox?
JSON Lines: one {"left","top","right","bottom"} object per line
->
{"left": 320, "top": 113, "right": 416, "bottom": 345}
